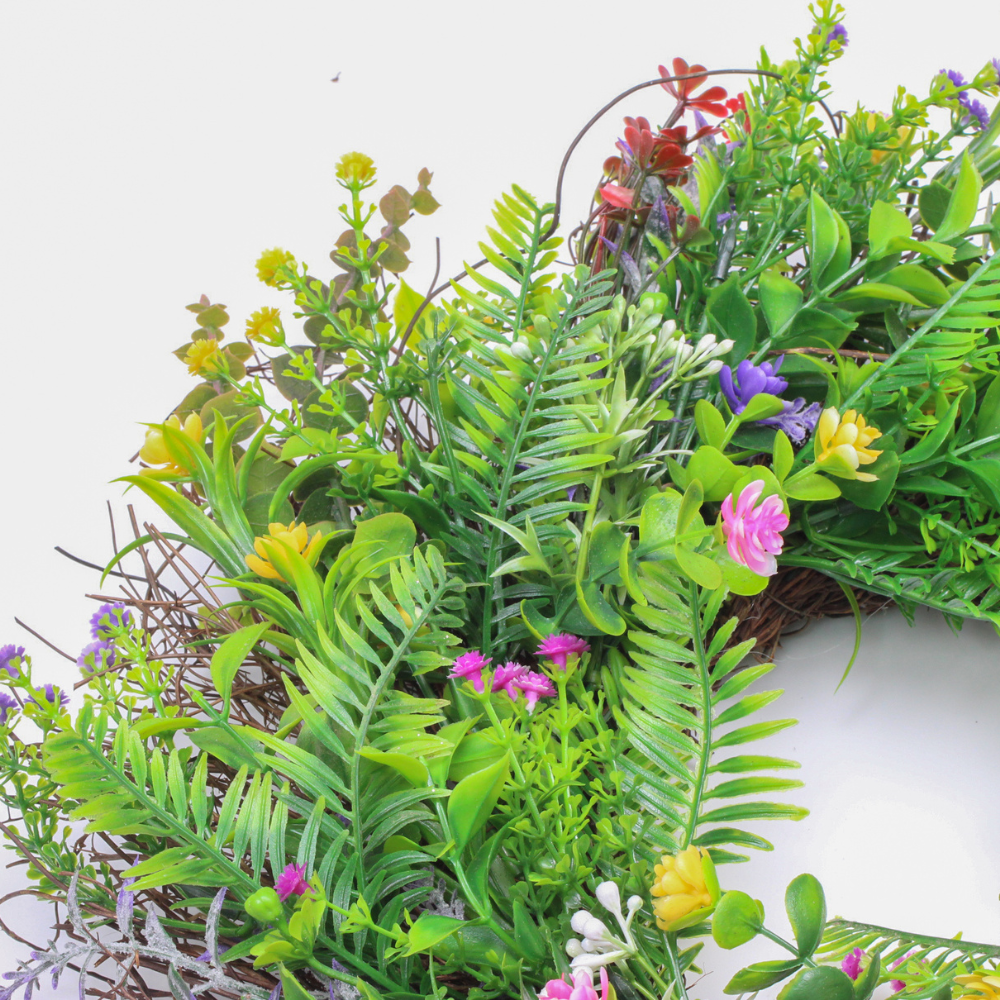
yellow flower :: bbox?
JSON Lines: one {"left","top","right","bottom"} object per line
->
{"left": 956, "top": 971, "right": 1000, "bottom": 1000}
{"left": 335, "top": 151, "right": 376, "bottom": 186}
{"left": 814, "top": 407, "right": 883, "bottom": 482}
{"left": 139, "top": 413, "right": 204, "bottom": 476}
{"left": 650, "top": 846, "right": 715, "bottom": 929}
{"left": 184, "top": 338, "right": 227, "bottom": 378}
{"left": 245, "top": 521, "right": 324, "bottom": 582}
{"left": 246, "top": 306, "right": 284, "bottom": 346}
{"left": 255, "top": 247, "right": 296, "bottom": 288}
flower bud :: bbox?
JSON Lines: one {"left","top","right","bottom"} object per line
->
{"left": 244, "top": 887, "right": 283, "bottom": 923}
{"left": 509, "top": 339, "right": 533, "bottom": 360}
{"left": 582, "top": 917, "right": 610, "bottom": 942}
{"left": 595, "top": 881, "right": 622, "bottom": 916}
{"left": 702, "top": 359, "right": 724, "bottom": 376}
{"left": 627, "top": 895, "right": 643, "bottom": 913}
{"left": 570, "top": 909, "right": 595, "bottom": 935}
{"left": 565, "top": 938, "right": 585, "bottom": 958}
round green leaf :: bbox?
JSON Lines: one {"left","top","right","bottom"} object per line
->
{"left": 712, "top": 890, "right": 762, "bottom": 949}
{"left": 785, "top": 873, "right": 826, "bottom": 957}
{"left": 778, "top": 965, "right": 854, "bottom": 1000}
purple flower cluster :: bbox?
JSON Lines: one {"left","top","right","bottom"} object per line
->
{"left": 939, "top": 67, "right": 991, "bottom": 130}
{"left": 719, "top": 355, "right": 822, "bottom": 444}
{"left": 0, "top": 644, "right": 25, "bottom": 680}
{"left": 826, "top": 25, "right": 848, "bottom": 47}
{"left": 77, "top": 602, "right": 130, "bottom": 674}
{"left": 27, "top": 684, "right": 69, "bottom": 709}
{"left": 0, "top": 692, "right": 17, "bottom": 725}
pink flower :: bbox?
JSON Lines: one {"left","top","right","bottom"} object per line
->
{"left": 492, "top": 662, "right": 527, "bottom": 700}
{"left": 841, "top": 947, "right": 864, "bottom": 980}
{"left": 539, "top": 968, "right": 609, "bottom": 1000}
{"left": 513, "top": 670, "right": 556, "bottom": 713}
{"left": 889, "top": 950, "right": 915, "bottom": 992}
{"left": 275, "top": 862, "right": 311, "bottom": 901}
{"left": 449, "top": 651, "right": 492, "bottom": 694}
{"left": 720, "top": 480, "right": 789, "bottom": 577}
{"left": 536, "top": 633, "right": 591, "bottom": 670}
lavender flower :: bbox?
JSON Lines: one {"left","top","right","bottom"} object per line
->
{"left": 89, "top": 602, "right": 131, "bottom": 639}
{"left": 78, "top": 640, "right": 115, "bottom": 674}
{"left": 719, "top": 357, "right": 789, "bottom": 414}
{"left": 826, "top": 25, "right": 849, "bottom": 47}
{"left": 0, "top": 692, "right": 17, "bottom": 724}
{"left": 940, "top": 68, "right": 969, "bottom": 98}
{"left": 27, "top": 684, "right": 69, "bottom": 709}
{"left": 757, "top": 398, "right": 823, "bottom": 444}
{"left": 962, "top": 97, "right": 990, "bottom": 130}
{"left": 0, "top": 645, "right": 25, "bottom": 680}
{"left": 993, "top": 58, "right": 1000, "bottom": 85}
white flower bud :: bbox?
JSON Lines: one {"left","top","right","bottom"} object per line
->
{"left": 701, "top": 359, "right": 724, "bottom": 376}
{"left": 595, "top": 881, "right": 622, "bottom": 916}
{"left": 565, "top": 938, "right": 585, "bottom": 958}
{"left": 582, "top": 916, "right": 611, "bottom": 942}
{"left": 717, "top": 338, "right": 735, "bottom": 355}
{"left": 570, "top": 910, "right": 594, "bottom": 935}
{"left": 661, "top": 319, "right": 677, "bottom": 337}
{"left": 509, "top": 339, "right": 533, "bottom": 360}
{"left": 627, "top": 895, "right": 643, "bottom": 913}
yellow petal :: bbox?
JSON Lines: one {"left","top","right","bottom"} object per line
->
{"left": 817, "top": 407, "right": 840, "bottom": 448}
{"left": 246, "top": 553, "right": 282, "bottom": 579}
{"left": 857, "top": 447, "right": 882, "bottom": 465}
{"left": 674, "top": 846, "right": 706, "bottom": 891}
{"left": 653, "top": 871, "right": 690, "bottom": 896}
{"left": 653, "top": 893, "right": 700, "bottom": 925}
{"left": 855, "top": 471, "right": 879, "bottom": 482}
{"left": 832, "top": 443, "right": 861, "bottom": 469}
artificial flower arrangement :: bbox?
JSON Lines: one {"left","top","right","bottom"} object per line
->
{"left": 3, "top": 2, "right": 1000, "bottom": 998}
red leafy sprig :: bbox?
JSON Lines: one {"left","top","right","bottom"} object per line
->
{"left": 658, "top": 58, "right": 730, "bottom": 117}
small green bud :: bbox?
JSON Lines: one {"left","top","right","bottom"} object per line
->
{"left": 244, "top": 887, "right": 283, "bottom": 922}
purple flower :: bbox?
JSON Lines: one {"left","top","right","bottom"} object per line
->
{"left": 27, "top": 684, "right": 69, "bottom": 709}
{"left": 78, "top": 640, "right": 115, "bottom": 674}
{"left": 993, "top": 58, "right": 1000, "bottom": 85}
{"left": 275, "top": 862, "right": 311, "bottom": 901}
{"left": 0, "top": 692, "right": 17, "bottom": 725}
{"left": 90, "top": 602, "right": 131, "bottom": 639}
{"left": 719, "top": 357, "right": 789, "bottom": 415}
{"left": 0, "top": 645, "right": 25, "bottom": 680}
{"left": 716, "top": 211, "right": 733, "bottom": 226}
{"left": 940, "top": 68, "right": 969, "bottom": 98}
{"left": 841, "top": 947, "right": 864, "bottom": 980}
{"left": 826, "top": 25, "right": 849, "bottom": 47}
{"left": 962, "top": 97, "right": 990, "bottom": 130}
{"left": 757, "top": 398, "right": 822, "bottom": 444}
{"left": 511, "top": 670, "right": 556, "bottom": 714}
{"left": 889, "top": 950, "right": 915, "bottom": 992}
{"left": 649, "top": 358, "right": 676, "bottom": 395}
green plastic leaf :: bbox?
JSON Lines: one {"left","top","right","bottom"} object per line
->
{"left": 279, "top": 965, "right": 315, "bottom": 1000}
{"left": 785, "top": 873, "right": 826, "bottom": 957}
{"left": 759, "top": 268, "right": 804, "bottom": 335}
{"left": 357, "top": 749, "right": 430, "bottom": 788}
{"left": 352, "top": 513, "right": 417, "bottom": 578}
{"left": 695, "top": 399, "right": 728, "bottom": 449}
{"left": 724, "top": 960, "right": 801, "bottom": 994}
{"left": 684, "top": 447, "right": 742, "bottom": 502}
{"left": 447, "top": 753, "right": 510, "bottom": 851}
{"left": 868, "top": 200, "right": 912, "bottom": 259}
{"left": 919, "top": 181, "right": 951, "bottom": 230}
{"left": 739, "top": 393, "right": 785, "bottom": 422}
{"left": 675, "top": 544, "right": 723, "bottom": 589}
{"left": 718, "top": 551, "right": 770, "bottom": 596}
{"left": 712, "top": 890, "right": 762, "bottom": 949}
{"left": 780, "top": 966, "right": 854, "bottom": 1000}
{"left": 808, "top": 190, "right": 840, "bottom": 288}
{"left": 639, "top": 490, "right": 682, "bottom": 557}
{"left": 576, "top": 580, "right": 626, "bottom": 635}
{"left": 706, "top": 276, "right": 757, "bottom": 362}
{"left": 853, "top": 952, "right": 881, "bottom": 1000}
{"left": 402, "top": 912, "right": 466, "bottom": 956}
{"left": 783, "top": 471, "right": 841, "bottom": 502}
{"left": 772, "top": 430, "right": 794, "bottom": 482}
{"left": 936, "top": 151, "right": 983, "bottom": 243}
{"left": 836, "top": 282, "right": 924, "bottom": 308}
{"left": 210, "top": 622, "right": 272, "bottom": 718}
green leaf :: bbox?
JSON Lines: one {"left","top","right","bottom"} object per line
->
{"left": 956, "top": 458, "right": 1000, "bottom": 511}
{"left": 402, "top": 912, "right": 467, "bottom": 956}
{"left": 773, "top": 431, "right": 794, "bottom": 482}
{"left": 836, "top": 282, "right": 925, "bottom": 308}
{"left": 674, "top": 544, "right": 723, "bottom": 589}
{"left": 639, "top": 490, "right": 682, "bottom": 555}
{"left": 868, "top": 200, "right": 912, "bottom": 259}
{"left": 576, "top": 579, "right": 626, "bottom": 635}
{"left": 785, "top": 873, "right": 826, "bottom": 957}
{"left": 853, "top": 952, "right": 881, "bottom": 1000}
{"left": 712, "top": 890, "right": 762, "bottom": 949}
{"left": 919, "top": 181, "right": 951, "bottom": 230}
{"left": 900, "top": 395, "right": 962, "bottom": 467}
{"left": 279, "top": 965, "right": 315, "bottom": 1000}
{"left": 837, "top": 448, "right": 899, "bottom": 510}
{"left": 739, "top": 393, "right": 785, "bottom": 422}
{"left": 936, "top": 151, "right": 983, "bottom": 243}
{"left": 878, "top": 264, "right": 950, "bottom": 306}
{"left": 724, "top": 960, "right": 801, "bottom": 994}
{"left": 759, "top": 268, "right": 804, "bottom": 335}
{"left": 684, "top": 448, "right": 742, "bottom": 502}
{"left": 808, "top": 190, "right": 840, "bottom": 289}
{"left": 351, "top": 513, "right": 417, "bottom": 578}
{"left": 356, "top": 750, "right": 431, "bottom": 788}
{"left": 780, "top": 966, "right": 854, "bottom": 1000}
{"left": 706, "top": 276, "right": 757, "bottom": 362}
{"left": 695, "top": 399, "right": 728, "bottom": 449}
{"left": 190, "top": 725, "right": 262, "bottom": 771}
{"left": 210, "top": 622, "right": 272, "bottom": 719}
{"left": 447, "top": 753, "right": 510, "bottom": 851}
{"left": 718, "top": 551, "right": 770, "bottom": 596}
{"left": 783, "top": 471, "right": 841, "bottom": 502}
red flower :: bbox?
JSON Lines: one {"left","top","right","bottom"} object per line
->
{"left": 659, "top": 58, "right": 729, "bottom": 117}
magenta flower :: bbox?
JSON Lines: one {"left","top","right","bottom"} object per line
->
{"left": 889, "top": 950, "right": 915, "bottom": 992}
{"left": 721, "top": 480, "right": 789, "bottom": 577}
{"left": 513, "top": 671, "right": 556, "bottom": 713}
{"left": 539, "top": 969, "right": 609, "bottom": 1000}
{"left": 536, "top": 633, "right": 591, "bottom": 670}
{"left": 841, "top": 947, "right": 864, "bottom": 980}
{"left": 449, "top": 651, "right": 492, "bottom": 694}
{"left": 492, "top": 662, "right": 527, "bottom": 700}
{"left": 275, "top": 862, "right": 311, "bottom": 901}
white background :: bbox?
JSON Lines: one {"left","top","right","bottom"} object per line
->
{"left": 1, "top": 0, "right": 999, "bottom": 992}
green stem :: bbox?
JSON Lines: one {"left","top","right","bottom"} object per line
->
{"left": 759, "top": 926, "right": 817, "bottom": 966}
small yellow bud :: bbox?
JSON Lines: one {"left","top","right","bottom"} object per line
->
{"left": 139, "top": 413, "right": 204, "bottom": 476}
{"left": 650, "top": 846, "right": 716, "bottom": 929}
